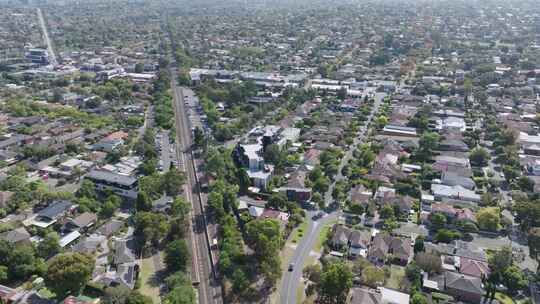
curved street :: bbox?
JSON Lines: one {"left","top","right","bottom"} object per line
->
{"left": 278, "top": 92, "right": 386, "bottom": 304}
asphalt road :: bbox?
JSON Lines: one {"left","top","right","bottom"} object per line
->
{"left": 279, "top": 92, "right": 387, "bottom": 304}
{"left": 279, "top": 211, "right": 338, "bottom": 304}
{"left": 170, "top": 69, "right": 222, "bottom": 304}
{"left": 36, "top": 8, "right": 58, "bottom": 67}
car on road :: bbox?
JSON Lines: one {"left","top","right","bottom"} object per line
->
{"left": 288, "top": 263, "right": 294, "bottom": 271}
{"left": 312, "top": 211, "right": 325, "bottom": 220}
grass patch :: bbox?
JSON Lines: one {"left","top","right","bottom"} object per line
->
{"left": 385, "top": 265, "right": 406, "bottom": 290}
{"left": 290, "top": 220, "right": 308, "bottom": 243}
{"left": 296, "top": 283, "right": 305, "bottom": 303}
{"left": 139, "top": 256, "right": 161, "bottom": 303}
{"left": 314, "top": 221, "right": 336, "bottom": 252}
{"left": 495, "top": 292, "right": 515, "bottom": 304}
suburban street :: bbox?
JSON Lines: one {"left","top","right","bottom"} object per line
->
{"left": 279, "top": 91, "right": 386, "bottom": 304}
{"left": 36, "top": 8, "right": 57, "bottom": 67}
{"left": 279, "top": 211, "right": 338, "bottom": 304}
{"left": 170, "top": 68, "right": 222, "bottom": 304}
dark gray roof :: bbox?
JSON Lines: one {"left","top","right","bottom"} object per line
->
{"left": 37, "top": 200, "right": 73, "bottom": 220}
{"left": 113, "top": 238, "right": 136, "bottom": 265}
{"left": 86, "top": 170, "right": 137, "bottom": 186}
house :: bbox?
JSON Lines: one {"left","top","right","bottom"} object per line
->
{"left": 33, "top": 200, "right": 75, "bottom": 228}
{"left": 330, "top": 224, "right": 351, "bottom": 249}
{"left": 347, "top": 287, "right": 409, "bottom": 304}
{"left": 96, "top": 219, "right": 124, "bottom": 237}
{"left": 379, "top": 287, "right": 410, "bottom": 304}
{"left": 349, "top": 230, "right": 371, "bottom": 257}
{"left": 95, "top": 237, "right": 139, "bottom": 289}
{"left": 65, "top": 212, "right": 97, "bottom": 232}
{"left": 86, "top": 170, "right": 138, "bottom": 199}
{"left": 72, "top": 234, "right": 107, "bottom": 254}
{"left": 444, "top": 271, "right": 484, "bottom": 304}
{"left": 459, "top": 257, "right": 489, "bottom": 279}
{"left": 350, "top": 185, "right": 372, "bottom": 209}
{"left": 441, "top": 171, "right": 475, "bottom": 190}
{"left": 431, "top": 184, "right": 481, "bottom": 203}
{"left": 368, "top": 233, "right": 412, "bottom": 266}
{"left": 434, "top": 155, "right": 470, "bottom": 169}
{"left": 153, "top": 195, "right": 173, "bottom": 213}
{"left": 0, "top": 227, "right": 31, "bottom": 245}
{"left": 348, "top": 288, "right": 382, "bottom": 304}
{"left": 275, "top": 169, "right": 312, "bottom": 202}
{"left": 439, "top": 139, "right": 469, "bottom": 152}
{"left": 382, "top": 125, "right": 418, "bottom": 137}
{"left": 260, "top": 209, "right": 289, "bottom": 224}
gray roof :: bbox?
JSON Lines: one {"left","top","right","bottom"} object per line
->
{"left": 69, "top": 212, "right": 97, "bottom": 228}
{"left": 97, "top": 219, "right": 123, "bottom": 237}
{"left": 113, "top": 238, "right": 136, "bottom": 265}
{"left": 0, "top": 227, "right": 30, "bottom": 243}
{"left": 445, "top": 271, "right": 484, "bottom": 294}
{"left": 86, "top": 170, "right": 137, "bottom": 186}
{"left": 441, "top": 171, "right": 476, "bottom": 190}
{"left": 37, "top": 200, "right": 73, "bottom": 220}
{"left": 349, "top": 288, "right": 382, "bottom": 304}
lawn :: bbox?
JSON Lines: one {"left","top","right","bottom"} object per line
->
{"left": 314, "top": 222, "right": 335, "bottom": 252}
{"left": 139, "top": 256, "right": 162, "bottom": 304}
{"left": 290, "top": 220, "right": 308, "bottom": 243}
{"left": 385, "top": 265, "right": 406, "bottom": 290}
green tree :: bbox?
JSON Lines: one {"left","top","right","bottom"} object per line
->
{"left": 430, "top": 213, "right": 447, "bottom": 230}
{"left": 37, "top": 232, "right": 61, "bottom": 259}
{"left": 514, "top": 199, "right": 540, "bottom": 231}
{"left": 502, "top": 265, "right": 527, "bottom": 295}
{"left": 319, "top": 262, "right": 353, "bottom": 303}
{"left": 161, "top": 169, "right": 186, "bottom": 197}
{"left": 171, "top": 196, "right": 190, "bottom": 220}
{"left": 126, "top": 291, "right": 152, "bottom": 304}
{"left": 193, "top": 127, "right": 205, "bottom": 148}
{"left": 434, "top": 229, "right": 460, "bottom": 243}
{"left": 135, "top": 192, "right": 152, "bottom": 212}
{"left": 528, "top": 228, "right": 540, "bottom": 272}
{"left": 518, "top": 176, "right": 535, "bottom": 192}
{"left": 77, "top": 180, "right": 96, "bottom": 199}
{"left": 134, "top": 212, "right": 169, "bottom": 249}
{"left": 245, "top": 219, "right": 282, "bottom": 285}
{"left": 103, "top": 285, "right": 132, "bottom": 304}
{"left": 0, "top": 265, "right": 7, "bottom": 283}
{"left": 469, "top": 147, "right": 491, "bottom": 167}
{"left": 415, "top": 252, "right": 442, "bottom": 274}
{"left": 413, "top": 236, "right": 425, "bottom": 254}
{"left": 46, "top": 253, "right": 95, "bottom": 298}
{"left": 476, "top": 207, "right": 500, "bottom": 231}
{"left": 164, "top": 239, "right": 190, "bottom": 272}
{"left": 164, "top": 272, "right": 195, "bottom": 304}
{"left": 360, "top": 265, "right": 385, "bottom": 288}
{"left": 267, "top": 193, "right": 287, "bottom": 210}
{"left": 231, "top": 268, "right": 250, "bottom": 294}
{"left": 411, "top": 293, "right": 428, "bottom": 304}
